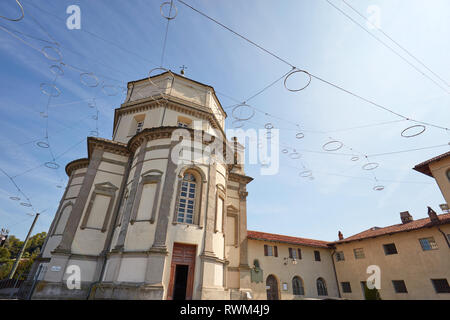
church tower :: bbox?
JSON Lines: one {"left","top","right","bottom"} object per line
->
{"left": 32, "top": 71, "right": 253, "bottom": 300}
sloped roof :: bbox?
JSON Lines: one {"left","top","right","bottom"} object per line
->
{"left": 332, "top": 212, "right": 450, "bottom": 244}
{"left": 247, "top": 230, "right": 329, "bottom": 248}
{"left": 413, "top": 150, "right": 450, "bottom": 177}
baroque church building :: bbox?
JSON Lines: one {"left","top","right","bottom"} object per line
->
{"left": 30, "top": 71, "right": 450, "bottom": 300}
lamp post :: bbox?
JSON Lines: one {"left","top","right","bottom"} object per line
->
{"left": 8, "top": 213, "right": 40, "bottom": 279}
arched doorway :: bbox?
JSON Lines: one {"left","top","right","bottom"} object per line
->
{"left": 266, "top": 275, "right": 279, "bottom": 300}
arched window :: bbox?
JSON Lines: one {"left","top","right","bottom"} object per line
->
{"left": 292, "top": 276, "right": 305, "bottom": 295}
{"left": 317, "top": 277, "right": 328, "bottom": 296}
{"left": 176, "top": 172, "right": 198, "bottom": 224}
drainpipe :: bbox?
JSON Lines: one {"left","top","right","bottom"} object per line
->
{"left": 437, "top": 227, "right": 450, "bottom": 248}
{"left": 330, "top": 249, "right": 341, "bottom": 299}
{"left": 86, "top": 156, "right": 133, "bottom": 299}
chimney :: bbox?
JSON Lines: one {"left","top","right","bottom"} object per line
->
{"left": 427, "top": 206, "right": 439, "bottom": 223}
{"left": 338, "top": 231, "right": 344, "bottom": 240}
{"left": 400, "top": 211, "right": 413, "bottom": 224}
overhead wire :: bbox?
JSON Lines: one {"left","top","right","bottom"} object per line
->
{"left": 177, "top": 0, "right": 450, "bottom": 132}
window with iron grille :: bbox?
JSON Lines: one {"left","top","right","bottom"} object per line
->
{"left": 354, "top": 248, "right": 365, "bottom": 259}
{"left": 336, "top": 251, "right": 345, "bottom": 262}
{"left": 419, "top": 237, "right": 438, "bottom": 251}
{"left": 317, "top": 278, "right": 327, "bottom": 296}
{"left": 341, "top": 282, "right": 352, "bottom": 293}
{"left": 383, "top": 243, "right": 398, "bottom": 255}
{"left": 314, "top": 250, "right": 321, "bottom": 261}
{"left": 292, "top": 276, "right": 305, "bottom": 295}
{"left": 392, "top": 280, "right": 408, "bottom": 293}
{"left": 431, "top": 279, "right": 450, "bottom": 293}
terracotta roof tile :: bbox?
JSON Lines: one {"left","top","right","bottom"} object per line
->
{"left": 247, "top": 230, "right": 329, "bottom": 248}
{"left": 413, "top": 150, "right": 450, "bottom": 177}
{"left": 333, "top": 212, "right": 450, "bottom": 244}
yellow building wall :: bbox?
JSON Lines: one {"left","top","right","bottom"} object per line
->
{"left": 334, "top": 225, "right": 450, "bottom": 300}
{"left": 247, "top": 240, "right": 339, "bottom": 300}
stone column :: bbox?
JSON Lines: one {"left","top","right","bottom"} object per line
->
{"left": 55, "top": 149, "right": 103, "bottom": 253}
{"left": 202, "top": 161, "right": 217, "bottom": 257}
{"left": 113, "top": 139, "right": 147, "bottom": 251}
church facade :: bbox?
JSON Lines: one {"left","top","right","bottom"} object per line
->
{"left": 30, "top": 72, "right": 450, "bottom": 300}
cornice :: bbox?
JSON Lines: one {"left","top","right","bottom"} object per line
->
{"left": 65, "top": 158, "right": 90, "bottom": 176}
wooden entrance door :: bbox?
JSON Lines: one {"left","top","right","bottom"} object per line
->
{"left": 167, "top": 243, "right": 196, "bottom": 300}
{"left": 266, "top": 274, "right": 279, "bottom": 300}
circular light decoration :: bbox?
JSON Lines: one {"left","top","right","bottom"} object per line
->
{"left": 90, "top": 130, "right": 99, "bottom": 137}
{"left": 41, "top": 46, "right": 62, "bottom": 62}
{"left": 36, "top": 141, "right": 50, "bottom": 148}
{"left": 401, "top": 125, "right": 426, "bottom": 138}
{"left": 49, "top": 64, "right": 64, "bottom": 76}
{"left": 45, "top": 162, "right": 59, "bottom": 169}
{"left": 282, "top": 149, "right": 289, "bottom": 154}
{"left": 232, "top": 119, "right": 245, "bottom": 128}
{"left": 148, "top": 67, "right": 174, "bottom": 92}
{"left": 20, "top": 202, "right": 32, "bottom": 207}
{"left": 373, "top": 185, "right": 385, "bottom": 191}
{"left": 362, "top": 162, "right": 379, "bottom": 170}
{"left": 322, "top": 140, "right": 344, "bottom": 152}
{"left": 102, "top": 84, "right": 119, "bottom": 96}
{"left": 9, "top": 196, "right": 20, "bottom": 201}
{"left": 299, "top": 170, "right": 312, "bottom": 178}
{"left": 0, "top": 0, "right": 24, "bottom": 21}
{"left": 264, "top": 123, "right": 274, "bottom": 130}
{"left": 160, "top": 1, "right": 178, "bottom": 20}
{"left": 284, "top": 69, "right": 312, "bottom": 92}
{"left": 80, "top": 72, "right": 99, "bottom": 87}
{"left": 295, "top": 132, "right": 305, "bottom": 139}
{"left": 289, "top": 152, "right": 301, "bottom": 159}
{"left": 40, "top": 83, "right": 61, "bottom": 97}
{"left": 350, "top": 156, "right": 359, "bottom": 161}
{"left": 232, "top": 104, "right": 255, "bottom": 121}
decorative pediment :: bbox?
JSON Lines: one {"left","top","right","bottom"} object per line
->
{"left": 227, "top": 204, "right": 239, "bottom": 215}
{"left": 94, "top": 182, "right": 118, "bottom": 196}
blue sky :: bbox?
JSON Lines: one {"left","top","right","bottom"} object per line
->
{"left": 0, "top": 0, "right": 449, "bottom": 241}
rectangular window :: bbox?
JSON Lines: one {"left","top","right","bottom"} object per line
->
{"left": 392, "top": 280, "right": 408, "bottom": 293}
{"left": 314, "top": 250, "right": 321, "bottom": 261}
{"left": 136, "top": 121, "right": 144, "bottom": 133}
{"left": 341, "top": 282, "right": 352, "bottom": 293}
{"left": 383, "top": 243, "right": 398, "bottom": 255}
{"left": 431, "top": 279, "right": 450, "bottom": 293}
{"left": 178, "top": 122, "right": 189, "bottom": 128}
{"left": 264, "top": 245, "right": 277, "bottom": 257}
{"left": 289, "top": 248, "right": 298, "bottom": 259}
{"left": 419, "top": 237, "right": 438, "bottom": 251}
{"left": 297, "top": 248, "right": 302, "bottom": 260}
{"left": 336, "top": 251, "right": 345, "bottom": 261}
{"left": 354, "top": 248, "right": 365, "bottom": 259}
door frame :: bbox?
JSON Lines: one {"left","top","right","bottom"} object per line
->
{"left": 167, "top": 243, "right": 196, "bottom": 300}
{"left": 266, "top": 274, "right": 280, "bottom": 300}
